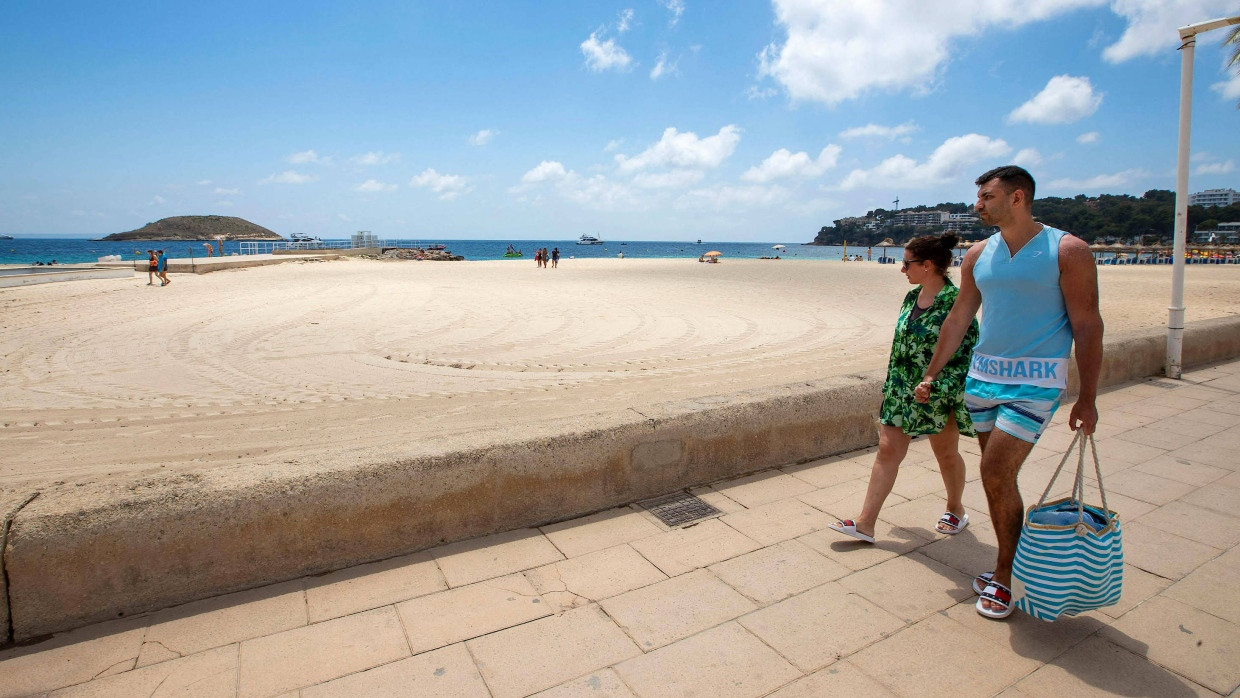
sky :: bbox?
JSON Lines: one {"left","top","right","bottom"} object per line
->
{"left": 2, "top": 1, "right": 1239, "bottom": 242}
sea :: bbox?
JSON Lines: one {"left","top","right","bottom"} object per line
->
{"left": 0, "top": 238, "right": 904, "bottom": 265}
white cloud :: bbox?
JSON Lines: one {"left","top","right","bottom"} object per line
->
{"left": 679, "top": 184, "right": 791, "bottom": 210}
{"left": 1008, "top": 75, "right": 1103, "bottom": 124}
{"left": 469, "top": 129, "right": 498, "bottom": 146}
{"left": 352, "top": 151, "right": 400, "bottom": 166}
{"left": 1014, "top": 148, "right": 1043, "bottom": 166}
{"left": 150, "top": 195, "right": 166, "bottom": 205}
{"left": 1195, "top": 159, "right": 1236, "bottom": 175}
{"left": 615, "top": 125, "right": 741, "bottom": 173}
{"left": 746, "top": 85, "right": 778, "bottom": 100}
{"left": 604, "top": 139, "right": 624, "bottom": 152}
{"left": 1212, "top": 72, "right": 1240, "bottom": 100}
{"left": 660, "top": 0, "right": 685, "bottom": 26}
{"left": 410, "top": 168, "right": 471, "bottom": 200}
{"left": 616, "top": 8, "right": 635, "bottom": 33}
{"left": 839, "top": 122, "right": 919, "bottom": 141}
{"left": 1077, "top": 131, "right": 1101, "bottom": 144}
{"left": 838, "top": 134, "right": 1012, "bottom": 190}
{"left": 632, "top": 170, "right": 705, "bottom": 189}
{"left": 355, "top": 179, "right": 397, "bottom": 192}
{"left": 651, "top": 50, "right": 678, "bottom": 80}
{"left": 216, "top": 200, "right": 234, "bottom": 207}
{"left": 259, "top": 171, "right": 317, "bottom": 185}
{"left": 196, "top": 179, "right": 212, "bottom": 186}
{"left": 213, "top": 187, "right": 241, "bottom": 195}
{"left": 287, "top": 150, "right": 329, "bottom": 164}
{"left": 1103, "top": 0, "right": 1236, "bottom": 63}
{"left": 581, "top": 32, "right": 633, "bottom": 72}
{"left": 521, "top": 160, "right": 569, "bottom": 184}
{"left": 742, "top": 145, "right": 841, "bottom": 182}
{"left": 757, "top": 0, "right": 1105, "bottom": 105}
{"left": 1048, "top": 169, "right": 1147, "bottom": 190}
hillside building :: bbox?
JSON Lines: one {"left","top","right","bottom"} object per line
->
{"left": 1189, "top": 188, "right": 1239, "bottom": 208}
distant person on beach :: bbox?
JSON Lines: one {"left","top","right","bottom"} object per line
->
{"left": 551, "top": 247, "right": 560, "bottom": 268}
{"left": 203, "top": 242, "right": 214, "bottom": 257}
{"left": 535, "top": 248, "right": 543, "bottom": 268}
{"left": 216, "top": 239, "right": 224, "bottom": 256}
{"left": 147, "top": 250, "right": 158, "bottom": 285}
{"left": 157, "top": 250, "right": 170, "bottom": 286}
{"left": 915, "top": 165, "right": 1103, "bottom": 620}
{"left": 829, "top": 233, "right": 979, "bottom": 547}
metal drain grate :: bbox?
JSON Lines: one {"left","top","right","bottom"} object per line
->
{"left": 640, "top": 491, "right": 722, "bottom": 527}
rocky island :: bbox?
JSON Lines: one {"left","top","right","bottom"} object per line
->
{"left": 96, "top": 215, "right": 283, "bottom": 241}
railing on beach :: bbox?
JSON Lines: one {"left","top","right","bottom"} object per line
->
{"left": 237, "top": 239, "right": 429, "bottom": 255}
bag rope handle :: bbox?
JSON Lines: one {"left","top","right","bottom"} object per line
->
{"left": 1034, "top": 432, "right": 1114, "bottom": 527}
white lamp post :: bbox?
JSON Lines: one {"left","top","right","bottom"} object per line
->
{"left": 1168, "top": 15, "right": 1240, "bottom": 379}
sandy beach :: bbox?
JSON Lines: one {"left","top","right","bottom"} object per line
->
{"left": 2, "top": 256, "right": 1238, "bottom": 487}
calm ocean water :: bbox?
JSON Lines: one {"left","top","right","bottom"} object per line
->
{"left": 0, "top": 238, "right": 905, "bottom": 265}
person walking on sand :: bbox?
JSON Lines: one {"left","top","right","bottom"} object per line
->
{"left": 551, "top": 247, "right": 559, "bottom": 268}
{"left": 915, "top": 165, "right": 1103, "bottom": 620}
{"left": 146, "top": 250, "right": 158, "bottom": 285}
{"left": 157, "top": 249, "right": 171, "bottom": 286}
{"left": 829, "top": 233, "right": 979, "bottom": 546}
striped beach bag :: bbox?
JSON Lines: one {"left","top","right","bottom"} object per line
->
{"left": 1012, "top": 433, "right": 1122, "bottom": 621}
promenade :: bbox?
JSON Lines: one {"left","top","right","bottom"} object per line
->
{"left": 2, "top": 359, "right": 1237, "bottom": 697}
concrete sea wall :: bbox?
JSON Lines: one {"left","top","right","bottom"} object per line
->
{"left": 3, "top": 316, "right": 1240, "bottom": 642}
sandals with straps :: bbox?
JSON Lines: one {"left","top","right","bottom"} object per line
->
{"left": 976, "top": 580, "right": 1014, "bottom": 619}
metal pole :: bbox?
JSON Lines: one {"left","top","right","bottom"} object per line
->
{"left": 1167, "top": 34, "right": 1194, "bottom": 380}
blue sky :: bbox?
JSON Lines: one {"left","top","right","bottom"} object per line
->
{"left": 2, "top": 1, "right": 1238, "bottom": 241}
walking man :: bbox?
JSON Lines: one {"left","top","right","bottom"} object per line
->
{"left": 915, "top": 165, "right": 1103, "bottom": 620}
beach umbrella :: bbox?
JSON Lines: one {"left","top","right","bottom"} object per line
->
{"left": 703, "top": 250, "right": 723, "bottom": 257}
{"left": 876, "top": 237, "right": 896, "bottom": 260}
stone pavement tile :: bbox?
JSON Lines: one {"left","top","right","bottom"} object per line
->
{"left": 710, "top": 469, "right": 817, "bottom": 508}
{"left": 765, "top": 659, "right": 897, "bottom": 697}
{"left": 1095, "top": 437, "right": 1169, "bottom": 466}
{"left": 1102, "top": 595, "right": 1240, "bottom": 695}
{"left": 795, "top": 477, "right": 874, "bottom": 518}
{"left": 1122, "top": 520, "right": 1222, "bottom": 580}
{"left": 1120, "top": 394, "right": 1210, "bottom": 419}
{"left": 798, "top": 521, "right": 928, "bottom": 572}
{"left": 299, "top": 643, "right": 488, "bottom": 698}
{"left": 718, "top": 497, "right": 833, "bottom": 546}
{"left": 941, "top": 598, "right": 1108, "bottom": 664}
{"left": 1009, "top": 634, "right": 1217, "bottom": 697}
{"left": 305, "top": 551, "right": 445, "bottom": 624}
{"left": 1091, "top": 491, "right": 1158, "bottom": 522}
{"left": 1095, "top": 407, "right": 1158, "bottom": 430}
{"left": 140, "top": 580, "right": 306, "bottom": 667}
{"left": 48, "top": 645, "right": 237, "bottom": 698}
{"left": 877, "top": 492, "right": 955, "bottom": 542}
{"left": 1165, "top": 547, "right": 1240, "bottom": 625}
{"left": 737, "top": 581, "right": 905, "bottom": 673}
{"left": 781, "top": 450, "right": 874, "bottom": 488}
{"left": 837, "top": 552, "right": 974, "bottom": 624}
{"left": 1180, "top": 405, "right": 1240, "bottom": 428}
{"left": 540, "top": 506, "right": 663, "bottom": 558}
{"left": 849, "top": 612, "right": 1042, "bottom": 697}
{"left": 433, "top": 527, "right": 564, "bottom": 588}
{"left": 1168, "top": 441, "right": 1240, "bottom": 471}
{"left": 1105, "top": 469, "right": 1199, "bottom": 505}
{"left": 1135, "top": 501, "right": 1240, "bottom": 549}
{"left": 709, "top": 539, "right": 850, "bottom": 606}
{"left": 613, "top": 622, "right": 801, "bottom": 698}
{"left": 688, "top": 486, "right": 747, "bottom": 514}
{"left": 0, "top": 619, "right": 145, "bottom": 697}
{"left": 1220, "top": 471, "right": 1240, "bottom": 490}
{"left": 599, "top": 568, "right": 756, "bottom": 651}
{"left": 467, "top": 604, "right": 641, "bottom": 698}
{"left": 1200, "top": 429, "right": 1240, "bottom": 451}
{"left": 1147, "top": 414, "right": 1234, "bottom": 439}
{"left": 1096, "top": 564, "right": 1174, "bottom": 620}
{"left": 395, "top": 573, "right": 550, "bottom": 654}
{"left": 525, "top": 543, "right": 667, "bottom": 612}
{"left": 918, "top": 519, "right": 998, "bottom": 579}
{"left": 1115, "top": 425, "right": 1204, "bottom": 451}
{"left": 628, "top": 517, "right": 760, "bottom": 577}
{"left": 531, "top": 668, "right": 635, "bottom": 697}
{"left": 889, "top": 464, "right": 954, "bottom": 502}
{"left": 1181, "top": 483, "right": 1240, "bottom": 517}
{"left": 237, "top": 606, "right": 409, "bottom": 698}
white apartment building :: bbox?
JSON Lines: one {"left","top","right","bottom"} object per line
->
{"left": 1189, "top": 188, "right": 1239, "bottom": 207}
{"left": 892, "top": 211, "right": 947, "bottom": 226}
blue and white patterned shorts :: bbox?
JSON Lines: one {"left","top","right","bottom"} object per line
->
{"left": 964, "top": 377, "right": 1064, "bottom": 443}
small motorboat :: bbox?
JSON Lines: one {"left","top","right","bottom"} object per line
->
{"left": 0, "top": 235, "right": 13, "bottom": 240}
{"left": 426, "top": 243, "right": 446, "bottom": 251}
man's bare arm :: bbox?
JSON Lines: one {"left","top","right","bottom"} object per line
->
{"left": 1059, "top": 235, "right": 1104, "bottom": 434}
{"left": 914, "top": 242, "right": 984, "bottom": 403}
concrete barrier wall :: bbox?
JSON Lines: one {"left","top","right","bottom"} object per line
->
{"left": 4, "top": 316, "right": 1240, "bottom": 642}
{"left": 0, "top": 267, "right": 134, "bottom": 288}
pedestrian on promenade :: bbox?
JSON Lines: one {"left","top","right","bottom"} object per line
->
{"left": 147, "top": 250, "right": 158, "bottom": 285}
{"left": 829, "top": 233, "right": 979, "bottom": 545}
{"left": 157, "top": 249, "right": 171, "bottom": 286}
{"left": 915, "top": 165, "right": 1103, "bottom": 620}
{"left": 551, "top": 247, "right": 560, "bottom": 268}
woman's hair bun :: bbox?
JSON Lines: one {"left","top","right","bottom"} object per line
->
{"left": 940, "top": 233, "right": 959, "bottom": 250}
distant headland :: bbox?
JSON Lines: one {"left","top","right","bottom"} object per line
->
{"left": 95, "top": 215, "right": 283, "bottom": 241}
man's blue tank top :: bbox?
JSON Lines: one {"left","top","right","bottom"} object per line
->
{"left": 969, "top": 225, "right": 1073, "bottom": 389}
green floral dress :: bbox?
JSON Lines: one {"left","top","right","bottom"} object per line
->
{"left": 879, "top": 281, "right": 979, "bottom": 437}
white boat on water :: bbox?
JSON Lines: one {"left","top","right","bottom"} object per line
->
{"left": 577, "top": 234, "right": 603, "bottom": 245}
{"left": 0, "top": 235, "right": 13, "bottom": 240}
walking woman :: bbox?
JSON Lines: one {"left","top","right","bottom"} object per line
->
{"left": 829, "top": 233, "right": 979, "bottom": 542}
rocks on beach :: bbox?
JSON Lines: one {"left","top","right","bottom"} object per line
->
{"left": 378, "top": 247, "right": 464, "bottom": 261}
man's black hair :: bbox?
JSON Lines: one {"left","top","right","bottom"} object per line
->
{"left": 975, "top": 165, "right": 1035, "bottom": 205}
